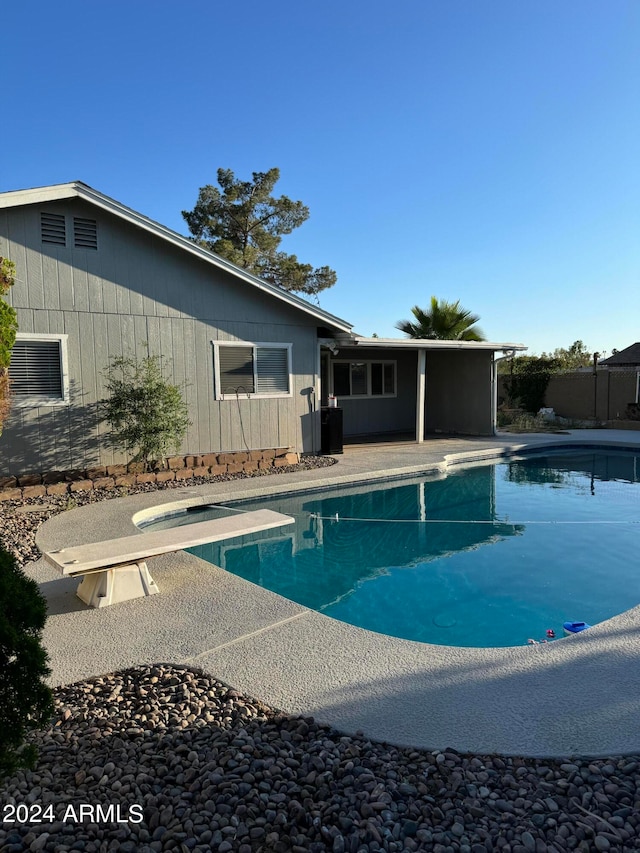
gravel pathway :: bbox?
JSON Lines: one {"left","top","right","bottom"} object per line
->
{"left": 2, "top": 665, "right": 639, "bottom": 853}
{"left": 2, "top": 455, "right": 640, "bottom": 852}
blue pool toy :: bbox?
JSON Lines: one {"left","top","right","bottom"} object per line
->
{"left": 563, "top": 620, "right": 591, "bottom": 635}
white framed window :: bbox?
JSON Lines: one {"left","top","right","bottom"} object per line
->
{"left": 213, "top": 341, "right": 292, "bottom": 400}
{"left": 9, "top": 333, "right": 70, "bottom": 406}
{"left": 332, "top": 360, "right": 396, "bottom": 399}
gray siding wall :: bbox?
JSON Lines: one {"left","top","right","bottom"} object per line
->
{"left": 425, "top": 351, "right": 493, "bottom": 435}
{"left": 0, "top": 199, "right": 321, "bottom": 474}
{"left": 329, "top": 348, "right": 417, "bottom": 437}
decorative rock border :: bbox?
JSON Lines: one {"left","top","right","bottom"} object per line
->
{"left": 5, "top": 664, "right": 640, "bottom": 853}
{"left": 0, "top": 448, "right": 300, "bottom": 502}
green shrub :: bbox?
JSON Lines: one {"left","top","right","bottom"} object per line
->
{"left": 504, "top": 356, "right": 559, "bottom": 413}
{"left": 509, "top": 412, "right": 547, "bottom": 432}
{"left": 0, "top": 546, "right": 53, "bottom": 777}
{"left": 101, "top": 351, "right": 191, "bottom": 470}
{"left": 496, "top": 408, "right": 523, "bottom": 428}
{"left": 0, "top": 255, "right": 18, "bottom": 432}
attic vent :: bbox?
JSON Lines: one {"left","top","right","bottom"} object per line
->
{"left": 41, "top": 212, "right": 66, "bottom": 245}
{"left": 73, "top": 217, "right": 98, "bottom": 249}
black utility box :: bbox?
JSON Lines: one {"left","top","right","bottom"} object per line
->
{"left": 321, "top": 406, "right": 343, "bottom": 454}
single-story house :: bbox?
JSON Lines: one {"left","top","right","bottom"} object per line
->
{"left": 0, "top": 181, "right": 525, "bottom": 475}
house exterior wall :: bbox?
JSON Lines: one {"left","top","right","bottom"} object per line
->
{"left": 425, "top": 351, "right": 493, "bottom": 435}
{"left": 0, "top": 199, "right": 322, "bottom": 474}
{"left": 328, "top": 348, "right": 417, "bottom": 437}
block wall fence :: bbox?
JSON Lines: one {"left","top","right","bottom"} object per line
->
{"left": 498, "top": 369, "right": 639, "bottom": 422}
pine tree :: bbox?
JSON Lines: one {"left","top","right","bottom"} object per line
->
{"left": 182, "top": 168, "right": 337, "bottom": 296}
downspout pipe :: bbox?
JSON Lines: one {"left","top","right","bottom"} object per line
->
{"left": 492, "top": 350, "right": 516, "bottom": 435}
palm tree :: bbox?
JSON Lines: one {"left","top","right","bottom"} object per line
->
{"left": 396, "top": 297, "right": 486, "bottom": 341}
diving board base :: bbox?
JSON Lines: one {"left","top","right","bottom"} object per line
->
{"left": 76, "top": 561, "right": 159, "bottom": 608}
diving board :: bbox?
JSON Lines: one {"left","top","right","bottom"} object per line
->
{"left": 44, "top": 508, "right": 294, "bottom": 608}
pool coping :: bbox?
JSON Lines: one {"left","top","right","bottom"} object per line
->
{"left": 30, "top": 430, "right": 640, "bottom": 758}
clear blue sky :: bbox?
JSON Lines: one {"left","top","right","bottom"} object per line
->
{"left": 3, "top": 1, "right": 639, "bottom": 355}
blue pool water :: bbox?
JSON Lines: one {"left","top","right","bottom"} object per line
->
{"left": 145, "top": 449, "right": 640, "bottom": 647}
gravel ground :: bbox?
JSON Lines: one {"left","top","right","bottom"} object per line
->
{"left": 1, "top": 665, "right": 639, "bottom": 853}
{"left": 2, "top": 456, "right": 640, "bottom": 852}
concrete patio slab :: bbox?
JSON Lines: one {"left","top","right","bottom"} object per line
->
{"left": 27, "top": 550, "right": 307, "bottom": 687}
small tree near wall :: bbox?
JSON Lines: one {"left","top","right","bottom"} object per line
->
{"left": 0, "top": 256, "right": 18, "bottom": 432}
{"left": 0, "top": 253, "right": 53, "bottom": 779}
{"left": 101, "top": 351, "right": 192, "bottom": 470}
{"left": 504, "top": 356, "right": 559, "bottom": 413}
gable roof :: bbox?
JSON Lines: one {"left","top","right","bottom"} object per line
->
{"left": 599, "top": 343, "right": 640, "bottom": 366}
{"left": 0, "top": 181, "right": 353, "bottom": 334}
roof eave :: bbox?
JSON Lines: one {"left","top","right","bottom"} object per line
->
{"left": 0, "top": 181, "right": 353, "bottom": 335}
{"left": 0, "top": 181, "right": 84, "bottom": 208}
{"left": 333, "top": 335, "right": 527, "bottom": 352}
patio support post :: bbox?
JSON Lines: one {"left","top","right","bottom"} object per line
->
{"left": 491, "top": 356, "right": 498, "bottom": 435}
{"left": 416, "top": 348, "right": 426, "bottom": 443}
{"left": 492, "top": 350, "right": 515, "bottom": 434}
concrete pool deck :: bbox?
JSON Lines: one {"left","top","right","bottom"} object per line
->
{"left": 29, "top": 429, "right": 640, "bottom": 758}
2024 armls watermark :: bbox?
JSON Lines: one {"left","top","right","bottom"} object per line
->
{"left": 3, "top": 803, "right": 144, "bottom": 825}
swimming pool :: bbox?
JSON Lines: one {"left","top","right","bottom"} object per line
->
{"left": 144, "top": 449, "right": 640, "bottom": 647}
